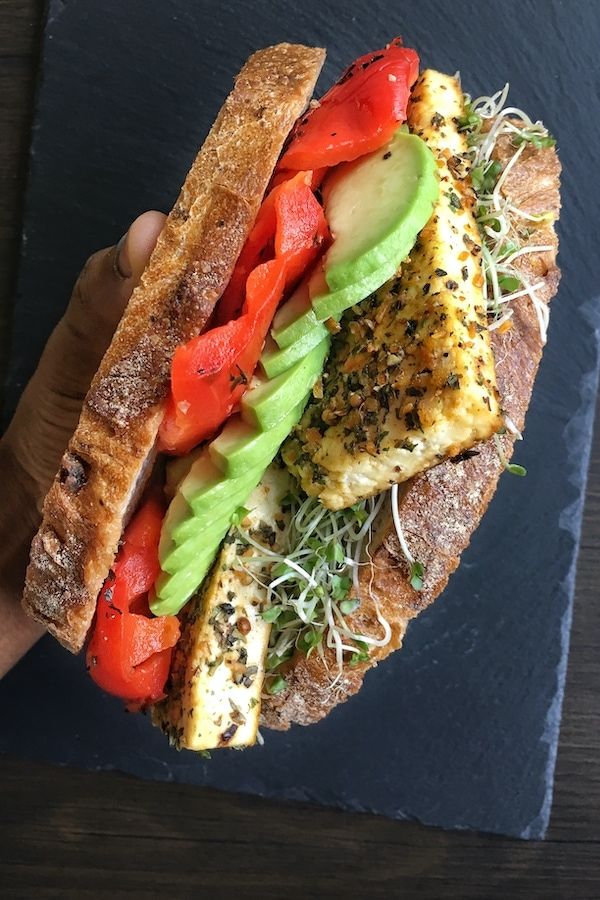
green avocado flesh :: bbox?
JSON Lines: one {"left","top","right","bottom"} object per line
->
{"left": 152, "top": 477, "right": 264, "bottom": 613}
{"left": 168, "top": 479, "right": 257, "bottom": 545}
{"left": 178, "top": 454, "right": 262, "bottom": 513}
{"left": 261, "top": 326, "right": 329, "bottom": 379}
{"left": 209, "top": 403, "right": 305, "bottom": 478}
{"left": 152, "top": 551, "right": 222, "bottom": 616}
{"left": 158, "top": 456, "right": 263, "bottom": 559}
{"left": 160, "top": 531, "right": 228, "bottom": 577}
{"left": 164, "top": 446, "right": 205, "bottom": 498}
{"left": 152, "top": 409, "right": 305, "bottom": 613}
{"left": 242, "top": 338, "right": 330, "bottom": 431}
{"left": 272, "top": 305, "right": 323, "bottom": 349}
{"left": 311, "top": 263, "right": 395, "bottom": 322}
{"left": 321, "top": 129, "right": 439, "bottom": 294}
{"left": 164, "top": 514, "right": 232, "bottom": 564}
{"left": 152, "top": 129, "right": 438, "bottom": 617}
{"left": 270, "top": 280, "right": 320, "bottom": 348}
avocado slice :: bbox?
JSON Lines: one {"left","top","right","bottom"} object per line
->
{"left": 270, "top": 280, "right": 320, "bottom": 349}
{"left": 152, "top": 548, "right": 223, "bottom": 616}
{"left": 160, "top": 522, "right": 232, "bottom": 575}
{"left": 177, "top": 453, "right": 256, "bottom": 512}
{"left": 158, "top": 492, "right": 192, "bottom": 558}
{"left": 321, "top": 129, "right": 439, "bottom": 293}
{"left": 152, "top": 469, "right": 263, "bottom": 613}
{"left": 164, "top": 446, "right": 205, "bottom": 499}
{"left": 154, "top": 408, "right": 307, "bottom": 614}
{"left": 242, "top": 337, "right": 330, "bottom": 431}
{"left": 157, "top": 493, "right": 230, "bottom": 573}
{"left": 209, "top": 402, "right": 305, "bottom": 478}
{"left": 171, "top": 474, "right": 263, "bottom": 544}
{"left": 261, "top": 327, "right": 329, "bottom": 379}
{"left": 161, "top": 453, "right": 263, "bottom": 543}
{"left": 271, "top": 305, "right": 323, "bottom": 349}
{"left": 311, "top": 263, "right": 395, "bottom": 322}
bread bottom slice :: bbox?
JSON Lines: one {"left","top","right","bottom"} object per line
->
{"left": 260, "top": 130, "right": 561, "bottom": 730}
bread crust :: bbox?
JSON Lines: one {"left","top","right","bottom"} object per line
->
{"left": 23, "top": 43, "right": 325, "bottom": 652}
{"left": 261, "top": 132, "right": 561, "bottom": 730}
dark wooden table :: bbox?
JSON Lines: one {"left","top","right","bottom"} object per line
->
{"left": 1, "top": 3, "right": 599, "bottom": 897}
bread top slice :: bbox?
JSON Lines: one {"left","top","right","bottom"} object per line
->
{"left": 261, "top": 122, "right": 561, "bottom": 730}
{"left": 23, "top": 43, "right": 325, "bottom": 653}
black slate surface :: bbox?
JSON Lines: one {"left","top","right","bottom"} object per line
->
{"left": 2, "top": 0, "right": 600, "bottom": 839}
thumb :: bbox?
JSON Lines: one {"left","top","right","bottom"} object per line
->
{"left": 42, "top": 210, "right": 167, "bottom": 401}
{"left": 4, "top": 210, "right": 166, "bottom": 504}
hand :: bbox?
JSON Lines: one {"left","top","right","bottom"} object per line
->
{"left": 0, "top": 211, "right": 166, "bottom": 677}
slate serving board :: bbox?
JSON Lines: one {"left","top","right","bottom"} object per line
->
{"left": 2, "top": 0, "right": 599, "bottom": 840}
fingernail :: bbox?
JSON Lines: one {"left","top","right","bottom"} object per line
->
{"left": 113, "top": 232, "right": 132, "bottom": 280}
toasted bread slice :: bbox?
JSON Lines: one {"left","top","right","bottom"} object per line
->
{"left": 261, "top": 112, "right": 561, "bottom": 730}
{"left": 22, "top": 43, "right": 325, "bottom": 653}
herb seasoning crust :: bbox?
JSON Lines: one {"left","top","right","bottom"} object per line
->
{"left": 283, "top": 70, "right": 502, "bottom": 510}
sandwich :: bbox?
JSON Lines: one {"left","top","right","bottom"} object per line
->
{"left": 22, "top": 39, "right": 561, "bottom": 751}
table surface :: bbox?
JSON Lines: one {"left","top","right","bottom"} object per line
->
{"left": 1, "top": 3, "right": 599, "bottom": 897}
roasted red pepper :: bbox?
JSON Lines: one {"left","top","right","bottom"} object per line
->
{"left": 158, "top": 257, "right": 286, "bottom": 454}
{"left": 278, "top": 39, "right": 418, "bottom": 172}
{"left": 217, "top": 169, "right": 330, "bottom": 324}
{"left": 87, "top": 495, "right": 180, "bottom": 705}
{"left": 158, "top": 171, "right": 328, "bottom": 455}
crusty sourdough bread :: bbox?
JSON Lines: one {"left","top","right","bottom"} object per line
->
{"left": 22, "top": 43, "right": 325, "bottom": 653}
{"left": 261, "top": 129, "right": 561, "bottom": 730}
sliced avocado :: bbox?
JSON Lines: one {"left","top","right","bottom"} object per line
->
{"left": 154, "top": 401, "right": 305, "bottom": 614}
{"left": 322, "top": 130, "right": 438, "bottom": 293}
{"left": 169, "top": 504, "right": 235, "bottom": 548}
{"left": 160, "top": 522, "right": 231, "bottom": 575}
{"left": 242, "top": 337, "right": 330, "bottom": 431}
{"left": 177, "top": 452, "right": 253, "bottom": 512}
{"left": 174, "top": 452, "right": 222, "bottom": 502}
{"left": 172, "top": 474, "right": 262, "bottom": 544}
{"left": 151, "top": 548, "right": 222, "bottom": 616}
{"left": 261, "top": 326, "right": 328, "bottom": 379}
{"left": 272, "top": 305, "right": 323, "bottom": 349}
{"left": 271, "top": 280, "right": 323, "bottom": 349}
{"left": 158, "top": 492, "right": 192, "bottom": 561}
{"left": 164, "top": 446, "right": 205, "bottom": 499}
{"left": 160, "top": 454, "right": 262, "bottom": 544}
{"left": 210, "top": 402, "right": 305, "bottom": 478}
{"left": 311, "top": 264, "right": 393, "bottom": 322}
{"left": 153, "top": 466, "right": 264, "bottom": 613}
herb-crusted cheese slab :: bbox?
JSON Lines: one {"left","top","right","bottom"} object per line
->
{"left": 283, "top": 71, "right": 502, "bottom": 510}
{"left": 153, "top": 464, "right": 292, "bottom": 750}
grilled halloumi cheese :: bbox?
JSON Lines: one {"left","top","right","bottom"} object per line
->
{"left": 153, "top": 463, "right": 292, "bottom": 750}
{"left": 283, "top": 70, "right": 502, "bottom": 510}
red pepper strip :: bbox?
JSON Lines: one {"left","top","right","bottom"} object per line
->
{"left": 216, "top": 193, "right": 278, "bottom": 325}
{"left": 158, "top": 172, "right": 328, "bottom": 456}
{"left": 158, "top": 257, "right": 286, "bottom": 455}
{"left": 87, "top": 496, "right": 180, "bottom": 705}
{"left": 274, "top": 173, "right": 329, "bottom": 284}
{"left": 278, "top": 40, "right": 419, "bottom": 171}
{"left": 216, "top": 170, "right": 327, "bottom": 324}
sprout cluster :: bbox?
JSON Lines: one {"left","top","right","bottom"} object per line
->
{"left": 460, "top": 84, "right": 556, "bottom": 342}
{"left": 235, "top": 488, "right": 389, "bottom": 690}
